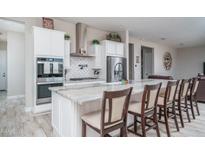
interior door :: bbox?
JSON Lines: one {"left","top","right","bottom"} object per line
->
{"left": 128, "top": 43, "right": 134, "bottom": 80}
{"left": 141, "top": 46, "right": 154, "bottom": 79}
{"left": 0, "top": 50, "right": 7, "bottom": 90}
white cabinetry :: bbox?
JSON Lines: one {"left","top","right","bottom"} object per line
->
{"left": 33, "top": 26, "right": 64, "bottom": 57}
{"left": 64, "top": 40, "right": 71, "bottom": 69}
{"left": 52, "top": 92, "right": 61, "bottom": 133}
{"left": 101, "top": 40, "right": 124, "bottom": 57}
{"left": 51, "top": 30, "right": 64, "bottom": 57}
{"left": 90, "top": 44, "right": 103, "bottom": 69}
{"left": 33, "top": 27, "right": 51, "bottom": 56}
{"left": 52, "top": 92, "right": 72, "bottom": 136}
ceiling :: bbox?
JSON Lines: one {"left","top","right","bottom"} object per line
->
{"left": 60, "top": 17, "right": 205, "bottom": 48}
{"left": 0, "top": 18, "right": 25, "bottom": 41}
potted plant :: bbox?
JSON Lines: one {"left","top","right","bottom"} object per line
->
{"left": 64, "top": 33, "right": 70, "bottom": 40}
{"left": 92, "top": 39, "right": 100, "bottom": 45}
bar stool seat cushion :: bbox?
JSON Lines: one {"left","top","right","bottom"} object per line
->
{"left": 81, "top": 110, "right": 123, "bottom": 130}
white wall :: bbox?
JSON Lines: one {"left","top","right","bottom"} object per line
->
{"left": 176, "top": 46, "right": 205, "bottom": 79}
{"left": 7, "top": 32, "right": 25, "bottom": 97}
{"left": 129, "top": 37, "right": 177, "bottom": 80}
{"left": 0, "top": 41, "right": 7, "bottom": 50}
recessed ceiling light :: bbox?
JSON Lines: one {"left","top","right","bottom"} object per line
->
{"left": 160, "top": 37, "right": 166, "bottom": 41}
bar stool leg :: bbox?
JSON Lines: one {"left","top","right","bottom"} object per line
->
{"left": 141, "top": 116, "right": 146, "bottom": 137}
{"left": 134, "top": 115, "right": 137, "bottom": 134}
{"left": 82, "top": 120, "right": 86, "bottom": 137}
{"left": 195, "top": 99, "right": 200, "bottom": 116}
{"left": 172, "top": 102, "right": 179, "bottom": 131}
{"left": 190, "top": 97, "right": 195, "bottom": 119}
{"left": 164, "top": 108, "right": 170, "bottom": 137}
{"left": 185, "top": 98, "right": 191, "bottom": 122}
{"left": 159, "top": 107, "right": 162, "bottom": 120}
{"left": 153, "top": 112, "right": 160, "bottom": 137}
{"left": 178, "top": 101, "right": 184, "bottom": 128}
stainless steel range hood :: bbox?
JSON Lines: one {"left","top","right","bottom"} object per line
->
{"left": 70, "top": 23, "right": 93, "bottom": 57}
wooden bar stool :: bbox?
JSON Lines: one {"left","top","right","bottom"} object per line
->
{"left": 81, "top": 87, "right": 133, "bottom": 137}
{"left": 127, "top": 83, "right": 162, "bottom": 137}
{"left": 157, "top": 80, "right": 180, "bottom": 137}
{"left": 175, "top": 79, "right": 191, "bottom": 128}
{"left": 187, "top": 78, "right": 200, "bottom": 119}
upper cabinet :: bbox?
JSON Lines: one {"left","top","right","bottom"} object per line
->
{"left": 90, "top": 44, "right": 104, "bottom": 69}
{"left": 101, "top": 40, "right": 124, "bottom": 57}
{"left": 33, "top": 27, "right": 50, "bottom": 55}
{"left": 50, "top": 30, "right": 65, "bottom": 57}
{"left": 33, "top": 26, "right": 65, "bottom": 57}
{"left": 64, "top": 40, "right": 71, "bottom": 69}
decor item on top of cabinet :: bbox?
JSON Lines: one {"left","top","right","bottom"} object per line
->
{"left": 64, "top": 33, "right": 70, "bottom": 40}
{"left": 92, "top": 39, "right": 100, "bottom": 45}
{"left": 42, "top": 17, "right": 54, "bottom": 29}
{"left": 163, "top": 52, "right": 172, "bottom": 70}
{"left": 106, "top": 32, "right": 121, "bottom": 42}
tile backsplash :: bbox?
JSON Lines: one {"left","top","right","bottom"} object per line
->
{"left": 66, "top": 57, "right": 95, "bottom": 79}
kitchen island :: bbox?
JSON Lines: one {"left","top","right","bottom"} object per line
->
{"left": 49, "top": 79, "right": 168, "bottom": 137}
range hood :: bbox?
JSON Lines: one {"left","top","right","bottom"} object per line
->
{"left": 70, "top": 23, "right": 93, "bottom": 57}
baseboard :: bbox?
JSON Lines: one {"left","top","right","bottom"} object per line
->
{"left": 33, "top": 103, "right": 51, "bottom": 114}
{"left": 7, "top": 95, "right": 25, "bottom": 99}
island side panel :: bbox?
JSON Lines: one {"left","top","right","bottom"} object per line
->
{"left": 52, "top": 92, "right": 75, "bottom": 136}
{"left": 51, "top": 91, "right": 103, "bottom": 137}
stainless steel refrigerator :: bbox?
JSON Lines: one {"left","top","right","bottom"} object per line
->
{"left": 107, "top": 56, "right": 127, "bottom": 82}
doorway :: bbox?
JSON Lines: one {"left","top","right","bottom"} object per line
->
{"left": 0, "top": 48, "right": 7, "bottom": 91}
{"left": 141, "top": 46, "right": 154, "bottom": 79}
{"left": 128, "top": 43, "right": 134, "bottom": 80}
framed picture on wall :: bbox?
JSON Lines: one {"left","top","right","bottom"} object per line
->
{"left": 42, "top": 17, "right": 54, "bottom": 29}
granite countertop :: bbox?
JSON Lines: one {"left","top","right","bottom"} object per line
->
{"left": 49, "top": 79, "right": 169, "bottom": 104}
{"left": 64, "top": 78, "right": 106, "bottom": 84}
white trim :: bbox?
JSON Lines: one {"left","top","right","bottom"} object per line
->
{"left": 7, "top": 94, "right": 25, "bottom": 99}
{"left": 33, "top": 103, "right": 51, "bottom": 113}
{"left": 24, "top": 106, "right": 32, "bottom": 112}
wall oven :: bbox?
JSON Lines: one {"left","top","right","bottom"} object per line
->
{"left": 36, "top": 57, "right": 64, "bottom": 105}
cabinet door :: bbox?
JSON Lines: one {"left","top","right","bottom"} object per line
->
{"left": 33, "top": 27, "right": 51, "bottom": 56}
{"left": 64, "top": 40, "right": 70, "bottom": 69}
{"left": 94, "top": 45, "right": 102, "bottom": 68}
{"left": 51, "top": 31, "right": 65, "bottom": 57}
{"left": 106, "top": 41, "right": 116, "bottom": 55}
{"left": 60, "top": 101, "right": 71, "bottom": 136}
{"left": 51, "top": 93, "right": 60, "bottom": 133}
{"left": 116, "top": 43, "right": 124, "bottom": 57}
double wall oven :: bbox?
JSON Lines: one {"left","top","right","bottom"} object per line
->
{"left": 36, "top": 57, "right": 63, "bottom": 105}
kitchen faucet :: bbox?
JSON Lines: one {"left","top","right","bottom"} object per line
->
{"left": 78, "top": 64, "right": 88, "bottom": 69}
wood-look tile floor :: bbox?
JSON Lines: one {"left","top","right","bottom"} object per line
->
{"left": 0, "top": 91, "right": 205, "bottom": 137}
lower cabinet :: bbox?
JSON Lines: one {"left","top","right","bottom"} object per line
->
{"left": 51, "top": 92, "right": 61, "bottom": 133}
{"left": 52, "top": 92, "right": 71, "bottom": 136}
{"left": 60, "top": 101, "right": 70, "bottom": 136}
